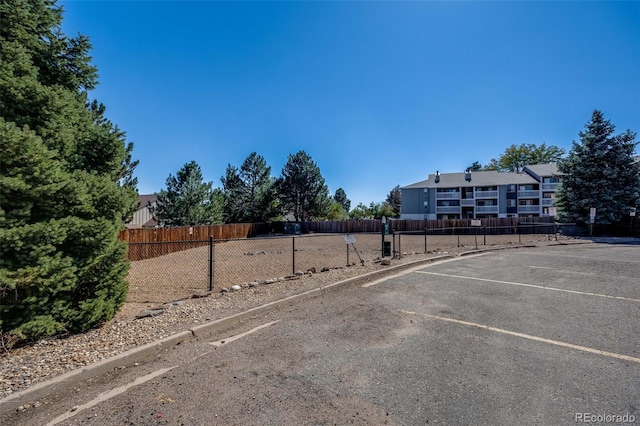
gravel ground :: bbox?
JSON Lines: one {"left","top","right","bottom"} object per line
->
{"left": 0, "top": 235, "right": 584, "bottom": 400}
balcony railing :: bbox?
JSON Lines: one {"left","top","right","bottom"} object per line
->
{"left": 518, "top": 205, "right": 540, "bottom": 213}
{"left": 460, "top": 199, "right": 475, "bottom": 206}
{"left": 475, "top": 190, "right": 498, "bottom": 198}
{"left": 542, "top": 183, "right": 558, "bottom": 191}
{"left": 475, "top": 206, "right": 499, "bottom": 213}
{"left": 518, "top": 190, "right": 539, "bottom": 198}
{"left": 542, "top": 198, "right": 555, "bottom": 206}
{"left": 436, "top": 206, "right": 461, "bottom": 214}
{"left": 436, "top": 192, "right": 460, "bottom": 199}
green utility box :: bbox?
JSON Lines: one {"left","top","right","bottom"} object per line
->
{"left": 284, "top": 223, "right": 301, "bottom": 235}
{"left": 383, "top": 241, "right": 391, "bottom": 257}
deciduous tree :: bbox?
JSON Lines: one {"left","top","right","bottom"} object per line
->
{"left": 484, "top": 143, "right": 565, "bottom": 172}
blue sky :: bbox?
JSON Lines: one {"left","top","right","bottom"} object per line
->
{"left": 60, "top": 1, "right": 640, "bottom": 208}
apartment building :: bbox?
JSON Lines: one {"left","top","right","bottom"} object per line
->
{"left": 400, "top": 164, "right": 559, "bottom": 220}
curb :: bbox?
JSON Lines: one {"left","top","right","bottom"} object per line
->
{"left": 0, "top": 240, "right": 592, "bottom": 415}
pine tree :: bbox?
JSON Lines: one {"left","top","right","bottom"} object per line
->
{"left": 0, "top": 0, "right": 137, "bottom": 344}
{"left": 151, "top": 161, "right": 224, "bottom": 226}
{"left": 556, "top": 110, "right": 640, "bottom": 229}
{"left": 385, "top": 185, "right": 402, "bottom": 218}
{"left": 221, "top": 153, "right": 276, "bottom": 223}
{"left": 276, "top": 151, "right": 331, "bottom": 222}
{"left": 333, "top": 188, "right": 351, "bottom": 213}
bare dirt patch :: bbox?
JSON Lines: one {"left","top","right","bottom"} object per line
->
{"left": 125, "top": 232, "right": 562, "bottom": 304}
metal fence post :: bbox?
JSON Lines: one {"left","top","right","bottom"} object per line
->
{"left": 346, "top": 243, "right": 350, "bottom": 266}
{"left": 483, "top": 225, "right": 486, "bottom": 246}
{"left": 208, "top": 236, "right": 214, "bottom": 291}
{"left": 392, "top": 233, "right": 396, "bottom": 258}
{"left": 424, "top": 228, "right": 428, "bottom": 254}
{"left": 292, "top": 236, "right": 296, "bottom": 275}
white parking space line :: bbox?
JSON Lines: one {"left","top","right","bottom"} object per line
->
{"left": 361, "top": 253, "right": 490, "bottom": 288}
{"left": 527, "top": 265, "right": 595, "bottom": 275}
{"left": 45, "top": 367, "right": 176, "bottom": 426}
{"left": 416, "top": 271, "right": 640, "bottom": 303}
{"left": 401, "top": 310, "right": 640, "bottom": 364}
{"left": 209, "top": 320, "right": 281, "bottom": 347}
{"left": 526, "top": 251, "right": 640, "bottom": 263}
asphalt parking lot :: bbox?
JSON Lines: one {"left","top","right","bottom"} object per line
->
{"left": 5, "top": 242, "right": 639, "bottom": 425}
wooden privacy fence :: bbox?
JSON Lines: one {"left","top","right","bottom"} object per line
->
{"left": 119, "top": 222, "right": 277, "bottom": 243}
{"left": 303, "top": 217, "right": 553, "bottom": 234}
{"left": 119, "top": 218, "right": 555, "bottom": 261}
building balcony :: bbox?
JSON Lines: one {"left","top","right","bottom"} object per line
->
{"left": 542, "top": 183, "right": 558, "bottom": 191}
{"left": 436, "top": 192, "right": 460, "bottom": 199}
{"left": 460, "top": 199, "right": 475, "bottom": 207}
{"left": 475, "top": 206, "right": 499, "bottom": 213}
{"left": 475, "top": 190, "right": 498, "bottom": 198}
{"left": 542, "top": 198, "right": 555, "bottom": 206}
{"left": 436, "top": 206, "right": 461, "bottom": 214}
{"left": 518, "top": 205, "right": 540, "bottom": 213}
{"left": 518, "top": 190, "right": 540, "bottom": 197}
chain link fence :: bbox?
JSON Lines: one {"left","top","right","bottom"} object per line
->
{"left": 125, "top": 224, "right": 566, "bottom": 303}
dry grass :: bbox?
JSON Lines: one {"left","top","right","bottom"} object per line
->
{"left": 126, "top": 232, "right": 559, "bottom": 304}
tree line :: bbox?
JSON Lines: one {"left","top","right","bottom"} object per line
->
{"left": 150, "top": 151, "right": 403, "bottom": 226}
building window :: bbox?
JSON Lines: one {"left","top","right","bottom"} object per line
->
{"left": 507, "top": 184, "right": 516, "bottom": 193}
{"left": 507, "top": 199, "right": 516, "bottom": 207}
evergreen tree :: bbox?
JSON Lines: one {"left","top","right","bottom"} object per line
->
{"left": 467, "top": 161, "right": 483, "bottom": 172}
{"left": 221, "top": 152, "right": 276, "bottom": 223}
{"left": 385, "top": 185, "right": 402, "bottom": 218}
{"left": 556, "top": 110, "right": 640, "bottom": 228}
{"left": 276, "top": 151, "right": 331, "bottom": 221}
{"left": 333, "top": 188, "right": 351, "bottom": 213}
{"left": 0, "top": 0, "right": 137, "bottom": 344}
{"left": 484, "top": 143, "right": 565, "bottom": 172}
{"left": 151, "top": 161, "right": 224, "bottom": 226}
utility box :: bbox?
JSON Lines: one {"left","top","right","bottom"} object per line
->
{"left": 284, "top": 223, "right": 301, "bottom": 235}
{"left": 383, "top": 241, "right": 391, "bottom": 257}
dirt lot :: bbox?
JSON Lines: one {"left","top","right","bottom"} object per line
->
{"left": 126, "top": 232, "right": 562, "bottom": 304}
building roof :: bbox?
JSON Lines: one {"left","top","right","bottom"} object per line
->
{"left": 138, "top": 194, "right": 157, "bottom": 207}
{"left": 402, "top": 163, "right": 559, "bottom": 189}
{"left": 523, "top": 163, "right": 559, "bottom": 179}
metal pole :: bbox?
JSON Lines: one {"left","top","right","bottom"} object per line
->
{"left": 208, "top": 236, "right": 214, "bottom": 291}
{"left": 483, "top": 226, "right": 486, "bottom": 246}
{"left": 518, "top": 223, "right": 521, "bottom": 244}
{"left": 424, "top": 228, "right": 427, "bottom": 254}
{"left": 347, "top": 243, "right": 350, "bottom": 266}
{"left": 392, "top": 233, "right": 396, "bottom": 258}
{"left": 398, "top": 234, "right": 402, "bottom": 259}
{"left": 292, "top": 236, "right": 296, "bottom": 275}
{"left": 457, "top": 228, "right": 460, "bottom": 248}
{"left": 475, "top": 228, "right": 478, "bottom": 250}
